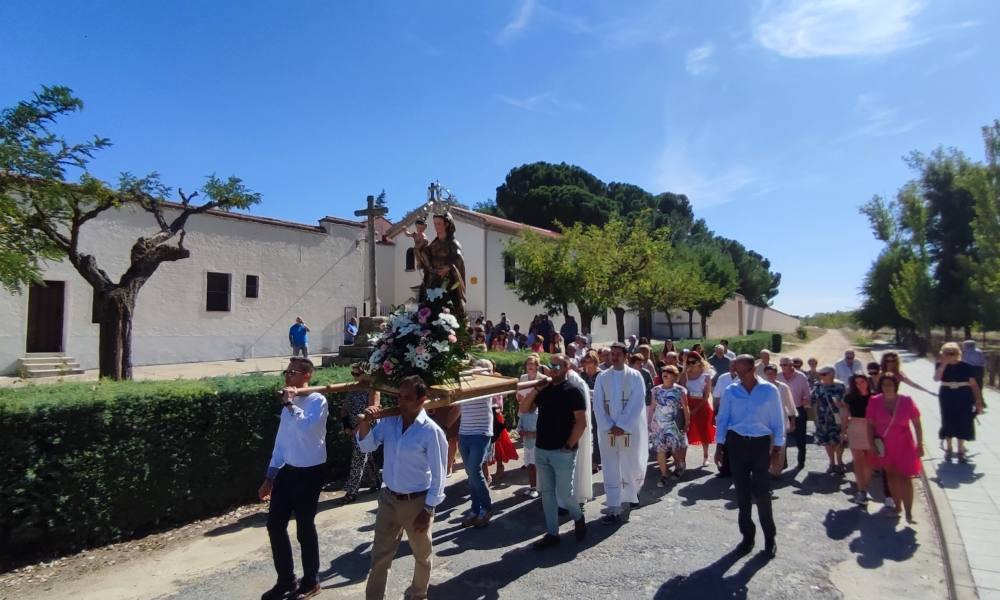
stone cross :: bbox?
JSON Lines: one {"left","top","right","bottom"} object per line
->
{"left": 354, "top": 194, "right": 388, "bottom": 317}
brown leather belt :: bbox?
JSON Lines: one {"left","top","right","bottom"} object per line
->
{"left": 386, "top": 488, "right": 428, "bottom": 501}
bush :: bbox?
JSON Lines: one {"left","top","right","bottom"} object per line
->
{"left": 650, "top": 332, "right": 777, "bottom": 358}
{"left": 0, "top": 366, "right": 354, "bottom": 564}
{"left": 796, "top": 326, "right": 808, "bottom": 340}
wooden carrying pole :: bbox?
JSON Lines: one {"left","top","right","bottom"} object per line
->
{"left": 359, "top": 376, "right": 550, "bottom": 420}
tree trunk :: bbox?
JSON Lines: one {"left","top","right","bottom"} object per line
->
{"left": 97, "top": 288, "right": 137, "bottom": 380}
{"left": 561, "top": 303, "right": 570, "bottom": 320}
{"left": 687, "top": 310, "right": 695, "bottom": 339}
{"left": 667, "top": 313, "right": 675, "bottom": 339}
{"left": 964, "top": 324, "right": 972, "bottom": 339}
{"left": 613, "top": 307, "right": 627, "bottom": 343}
{"left": 701, "top": 313, "right": 709, "bottom": 339}
{"left": 579, "top": 307, "right": 595, "bottom": 338}
{"left": 638, "top": 308, "right": 652, "bottom": 340}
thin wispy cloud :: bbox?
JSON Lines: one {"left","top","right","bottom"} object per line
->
{"left": 652, "top": 139, "right": 764, "bottom": 208}
{"left": 494, "top": 91, "right": 582, "bottom": 115}
{"left": 496, "top": 0, "right": 590, "bottom": 44}
{"left": 497, "top": 0, "right": 537, "bottom": 43}
{"left": 685, "top": 42, "right": 716, "bottom": 75}
{"left": 834, "top": 93, "right": 926, "bottom": 142}
{"left": 753, "top": 0, "right": 927, "bottom": 58}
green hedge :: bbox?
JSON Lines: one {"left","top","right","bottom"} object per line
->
{"left": 650, "top": 332, "right": 778, "bottom": 357}
{"left": 0, "top": 367, "right": 354, "bottom": 563}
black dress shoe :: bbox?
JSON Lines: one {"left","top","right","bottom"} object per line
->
{"left": 557, "top": 507, "right": 569, "bottom": 516}
{"left": 735, "top": 538, "right": 755, "bottom": 556}
{"left": 629, "top": 502, "right": 640, "bottom": 508}
{"left": 292, "top": 581, "right": 321, "bottom": 600}
{"left": 261, "top": 579, "right": 298, "bottom": 600}
{"left": 764, "top": 541, "right": 777, "bottom": 559}
{"left": 574, "top": 516, "right": 587, "bottom": 541}
{"left": 532, "top": 534, "right": 561, "bottom": 550}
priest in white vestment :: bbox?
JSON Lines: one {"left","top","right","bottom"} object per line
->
{"left": 593, "top": 342, "right": 648, "bottom": 522}
{"left": 564, "top": 368, "right": 594, "bottom": 505}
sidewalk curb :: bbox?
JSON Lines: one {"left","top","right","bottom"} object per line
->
{"left": 920, "top": 465, "right": 978, "bottom": 600}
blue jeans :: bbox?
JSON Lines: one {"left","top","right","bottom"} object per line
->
{"left": 535, "top": 448, "right": 582, "bottom": 535}
{"left": 459, "top": 434, "right": 492, "bottom": 515}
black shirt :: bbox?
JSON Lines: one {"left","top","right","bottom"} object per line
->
{"left": 844, "top": 391, "right": 871, "bottom": 418}
{"left": 535, "top": 380, "right": 586, "bottom": 451}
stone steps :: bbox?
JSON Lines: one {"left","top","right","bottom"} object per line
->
{"left": 17, "top": 354, "right": 86, "bottom": 378}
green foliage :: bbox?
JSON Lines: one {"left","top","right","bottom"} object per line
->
{"left": 857, "top": 245, "right": 913, "bottom": 332}
{"left": 802, "top": 310, "right": 858, "bottom": 329}
{"left": 891, "top": 258, "right": 934, "bottom": 339}
{"left": 486, "top": 161, "right": 780, "bottom": 305}
{"left": 0, "top": 367, "right": 353, "bottom": 562}
{"left": 502, "top": 230, "right": 576, "bottom": 317}
{"left": 961, "top": 121, "right": 1000, "bottom": 330}
{"left": 796, "top": 326, "right": 808, "bottom": 340}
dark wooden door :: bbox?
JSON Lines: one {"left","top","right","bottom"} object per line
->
{"left": 26, "top": 281, "right": 65, "bottom": 352}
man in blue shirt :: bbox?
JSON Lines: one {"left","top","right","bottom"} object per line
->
{"left": 289, "top": 317, "right": 310, "bottom": 358}
{"left": 714, "top": 354, "right": 786, "bottom": 559}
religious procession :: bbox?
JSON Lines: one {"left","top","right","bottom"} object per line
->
{"left": 258, "top": 202, "right": 985, "bottom": 600}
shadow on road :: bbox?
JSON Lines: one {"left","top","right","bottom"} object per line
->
{"left": 653, "top": 550, "right": 771, "bottom": 599}
{"left": 823, "top": 507, "right": 919, "bottom": 568}
{"left": 932, "top": 460, "right": 984, "bottom": 490}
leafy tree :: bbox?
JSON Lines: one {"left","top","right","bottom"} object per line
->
{"left": 715, "top": 237, "right": 780, "bottom": 305}
{"left": 856, "top": 245, "right": 913, "bottom": 338}
{"left": 374, "top": 189, "right": 387, "bottom": 209}
{"left": 801, "top": 310, "right": 858, "bottom": 329}
{"left": 0, "top": 86, "right": 259, "bottom": 379}
{"left": 687, "top": 243, "right": 739, "bottom": 338}
{"left": 891, "top": 258, "right": 934, "bottom": 353}
{"left": 960, "top": 121, "right": 1000, "bottom": 331}
{"left": 907, "top": 149, "right": 979, "bottom": 337}
{"left": 502, "top": 230, "right": 576, "bottom": 318}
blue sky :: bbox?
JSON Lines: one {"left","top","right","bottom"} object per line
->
{"left": 3, "top": 1, "right": 998, "bottom": 316}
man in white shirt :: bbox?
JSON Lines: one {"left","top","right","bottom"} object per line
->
{"left": 357, "top": 375, "right": 448, "bottom": 600}
{"left": 834, "top": 350, "right": 864, "bottom": 384}
{"left": 720, "top": 339, "right": 737, "bottom": 360}
{"left": 593, "top": 341, "right": 648, "bottom": 524}
{"left": 715, "top": 355, "right": 785, "bottom": 559}
{"left": 258, "top": 358, "right": 329, "bottom": 600}
{"left": 754, "top": 349, "right": 772, "bottom": 377}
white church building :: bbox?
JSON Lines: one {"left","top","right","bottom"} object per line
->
{"left": 0, "top": 197, "right": 799, "bottom": 376}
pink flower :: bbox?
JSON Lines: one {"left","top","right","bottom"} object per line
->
{"left": 382, "top": 361, "right": 394, "bottom": 374}
{"left": 448, "top": 335, "right": 457, "bottom": 343}
{"left": 416, "top": 345, "right": 427, "bottom": 355}
{"left": 380, "top": 344, "right": 388, "bottom": 352}
{"left": 418, "top": 307, "right": 432, "bottom": 324}
{"left": 421, "top": 330, "right": 431, "bottom": 337}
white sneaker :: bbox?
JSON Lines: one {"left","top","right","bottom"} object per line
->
{"left": 527, "top": 489, "right": 539, "bottom": 499}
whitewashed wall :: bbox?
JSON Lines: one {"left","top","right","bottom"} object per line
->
{"left": 746, "top": 304, "right": 801, "bottom": 334}
{"left": 0, "top": 205, "right": 365, "bottom": 374}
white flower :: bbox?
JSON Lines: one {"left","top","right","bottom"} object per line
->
{"left": 431, "top": 340, "right": 451, "bottom": 354}
{"left": 425, "top": 287, "right": 446, "bottom": 301}
{"left": 432, "top": 313, "right": 460, "bottom": 331}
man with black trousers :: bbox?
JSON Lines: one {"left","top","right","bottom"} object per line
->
{"left": 714, "top": 354, "right": 786, "bottom": 559}
{"left": 259, "top": 357, "right": 329, "bottom": 600}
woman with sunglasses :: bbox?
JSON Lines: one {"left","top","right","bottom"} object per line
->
{"left": 867, "top": 373, "right": 924, "bottom": 523}
{"left": 517, "top": 354, "right": 543, "bottom": 497}
{"left": 338, "top": 366, "right": 382, "bottom": 505}
{"left": 880, "top": 351, "right": 934, "bottom": 395}
{"left": 683, "top": 351, "right": 715, "bottom": 468}
{"left": 933, "top": 342, "right": 985, "bottom": 463}
{"left": 650, "top": 365, "right": 690, "bottom": 484}
{"left": 812, "top": 366, "right": 847, "bottom": 474}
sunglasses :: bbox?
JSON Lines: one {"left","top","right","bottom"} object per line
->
{"left": 283, "top": 369, "right": 307, "bottom": 376}
{"left": 548, "top": 363, "right": 564, "bottom": 371}
{"left": 686, "top": 360, "right": 699, "bottom": 365}
{"left": 779, "top": 363, "right": 792, "bottom": 367}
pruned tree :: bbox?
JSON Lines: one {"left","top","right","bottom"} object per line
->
{"left": 0, "top": 86, "right": 260, "bottom": 379}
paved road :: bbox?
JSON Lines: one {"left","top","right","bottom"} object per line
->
{"left": 16, "top": 330, "right": 947, "bottom": 600}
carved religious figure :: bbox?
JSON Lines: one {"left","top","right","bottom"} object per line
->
{"left": 410, "top": 210, "right": 466, "bottom": 318}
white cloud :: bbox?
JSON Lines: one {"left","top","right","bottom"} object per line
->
{"left": 494, "top": 91, "right": 582, "bottom": 114}
{"left": 652, "top": 139, "right": 763, "bottom": 208}
{"left": 685, "top": 42, "right": 716, "bottom": 75}
{"left": 497, "top": 0, "right": 537, "bottom": 43}
{"left": 835, "top": 93, "right": 926, "bottom": 142}
{"left": 753, "top": 0, "right": 927, "bottom": 58}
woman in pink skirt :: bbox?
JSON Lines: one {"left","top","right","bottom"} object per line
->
{"left": 867, "top": 373, "right": 925, "bottom": 524}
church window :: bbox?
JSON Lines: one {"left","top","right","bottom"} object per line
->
{"left": 206, "top": 272, "right": 231, "bottom": 312}
{"left": 245, "top": 275, "right": 259, "bottom": 298}
{"left": 405, "top": 248, "right": 415, "bottom": 271}
{"left": 503, "top": 254, "right": 515, "bottom": 284}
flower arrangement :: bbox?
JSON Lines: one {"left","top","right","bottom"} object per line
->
{"left": 364, "top": 286, "right": 468, "bottom": 387}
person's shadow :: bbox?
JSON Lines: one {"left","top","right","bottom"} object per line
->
{"left": 933, "top": 460, "right": 984, "bottom": 490}
{"left": 822, "top": 507, "right": 919, "bottom": 569}
{"left": 653, "top": 549, "right": 771, "bottom": 599}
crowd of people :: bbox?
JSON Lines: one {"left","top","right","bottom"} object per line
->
{"left": 468, "top": 313, "right": 592, "bottom": 357}
{"left": 257, "top": 334, "right": 988, "bottom": 600}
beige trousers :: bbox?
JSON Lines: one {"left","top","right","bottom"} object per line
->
{"left": 365, "top": 489, "right": 434, "bottom": 600}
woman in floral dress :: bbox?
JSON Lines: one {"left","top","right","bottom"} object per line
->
{"left": 812, "top": 366, "right": 847, "bottom": 474}
{"left": 650, "top": 365, "right": 690, "bottom": 486}
{"left": 339, "top": 367, "right": 382, "bottom": 504}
